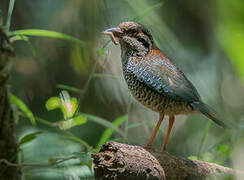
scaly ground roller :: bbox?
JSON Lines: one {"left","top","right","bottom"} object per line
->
{"left": 104, "top": 21, "right": 226, "bottom": 151}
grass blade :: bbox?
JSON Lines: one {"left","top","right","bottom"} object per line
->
{"left": 8, "top": 29, "right": 84, "bottom": 45}
{"left": 10, "top": 94, "right": 36, "bottom": 125}
{"left": 96, "top": 115, "right": 128, "bottom": 151}
{"left": 198, "top": 120, "right": 212, "bottom": 158}
{"left": 56, "top": 84, "right": 83, "bottom": 94}
{"left": 19, "top": 131, "right": 42, "bottom": 146}
{"left": 132, "top": 2, "right": 164, "bottom": 22}
{"left": 6, "top": 0, "right": 15, "bottom": 31}
{"left": 82, "top": 113, "right": 126, "bottom": 138}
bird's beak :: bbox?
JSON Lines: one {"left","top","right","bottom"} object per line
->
{"left": 104, "top": 27, "right": 123, "bottom": 45}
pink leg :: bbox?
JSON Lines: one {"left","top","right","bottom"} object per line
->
{"left": 146, "top": 113, "right": 164, "bottom": 148}
{"left": 163, "top": 116, "right": 175, "bottom": 152}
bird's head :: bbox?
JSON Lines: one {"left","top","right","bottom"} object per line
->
{"left": 104, "top": 21, "right": 154, "bottom": 56}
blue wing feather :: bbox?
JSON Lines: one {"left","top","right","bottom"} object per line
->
{"left": 132, "top": 55, "right": 201, "bottom": 102}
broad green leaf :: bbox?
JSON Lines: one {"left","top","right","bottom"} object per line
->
{"left": 82, "top": 113, "right": 126, "bottom": 138}
{"left": 58, "top": 115, "right": 87, "bottom": 130}
{"left": 10, "top": 94, "right": 36, "bottom": 125}
{"left": 19, "top": 131, "right": 42, "bottom": 146}
{"left": 8, "top": 29, "right": 84, "bottom": 45}
{"left": 45, "top": 97, "right": 61, "bottom": 111}
{"left": 96, "top": 115, "right": 128, "bottom": 150}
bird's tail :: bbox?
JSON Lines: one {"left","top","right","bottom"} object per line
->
{"left": 190, "top": 102, "right": 228, "bottom": 128}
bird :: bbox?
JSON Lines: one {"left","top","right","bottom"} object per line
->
{"left": 104, "top": 21, "right": 226, "bottom": 151}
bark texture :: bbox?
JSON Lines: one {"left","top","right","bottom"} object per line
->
{"left": 0, "top": 29, "right": 21, "bottom": 180}
{"left": 92, "top": 142, "right": 237, "bottom": 180}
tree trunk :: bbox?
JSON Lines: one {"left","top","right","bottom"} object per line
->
{"left": 0, "top": 28, "right": 21, "bottom": 180}
{"left": 92, "top": 142, "right": 238, "bottom": 180}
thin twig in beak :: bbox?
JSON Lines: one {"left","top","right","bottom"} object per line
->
{"left": 104, "top": 31, "right": 119, "bottom": 45}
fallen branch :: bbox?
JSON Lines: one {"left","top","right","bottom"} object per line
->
{"left": 92, "top": 142, "right": 237, "bottom": 180}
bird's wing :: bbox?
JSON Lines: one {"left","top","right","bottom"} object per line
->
{"left": 132, "top": 54, "right": 201, "bottom": 102}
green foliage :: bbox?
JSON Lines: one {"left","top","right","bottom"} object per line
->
{"left": 10, "top": 94, "right": 36, "bottom": 125}
{"left": 59, "top": 91, "right": 78, "bottom": 119}
{"left": 45, "top": 90, "right": 87, "bottom": 130}
{"left": 58, "top": 115, "right": 87, "bottom": 130}
{"left": 97, "top": 40, "right": 111, "bottom": 56}
{"left": 198, "top": 120, "right": 212, "bottom": 157}
{"left": 6, "top": 0, "right": 15, "bottom": 31}
{"left": 7, "top": 29, "right": 84, "bottom": 46}
{"left": 19, "top": 131, "right": 42, "bottom": 146}
{"left": 46, "top": 91, "right": 78, "bottom": 119}
{"left": 96, "top": 115, "right": 128, "bottom": 151}
{"left": 56, "top": 84, "right": 83, "bottom": 94}
{"left": 45, "top": 97, "right": 61, "bottom": 111}
{"left": 9, "top": 34, "right": 37, "bottom": 56}
{"left": 132, "top": 2, "right": 164, "bottom": 22}
{"left": 83, "top": 113, "right": 126, "bottom": 138}
{"left": 218, "top": 0, "right": 244, "bottom": 81}
{"left": 4, "top": 0, "right": 242, "bottom": 179}
{"left": 217, "top": 144, "right": 231, "bottom": 159}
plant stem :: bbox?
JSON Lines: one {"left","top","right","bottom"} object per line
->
{"left": 198, "top": 120, "right": 212, "bottom": 158}
{"left": 6, "top": 0, "right": 16, "bottom": 31}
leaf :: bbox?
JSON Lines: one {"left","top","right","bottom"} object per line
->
{"left": 96, "top": 115, "right": 128, "bottom": 150}
{"left": 132, "top": 2, "right": 164, "bottom": 22}
{"left": 125, "top": 122, "right": 144, "bottom": 130}
{"left": 59, "top": 91, "right": 78, "bottom": 118}
{"left": 197, "top": 120, "right": 212, "bottom": 158}
{"left": 19, "top": 131, "right": 42, "bottom": 146}
{"left": 9, "top": 35, "right": 37, "bottom": 57}
{"left": 6, "top": 0, "right": 15, "bottom": 31}
{"left": 10, "top": 94, "right": 36, "bottom": 125}
{"left": 56, "top": 84, "right": 83, "bottom": 94}
{"left": 9, "top": 35, "right": 29, "bottom": 42}
{"left": 45, "top": 97, "right": 61, "bottom": 111}
{"left": 82, "top": 113, "right": 126, "bottom": 138}
{"left": 58, "top": 115, "right": 87, "bottom": 130}
{"left": 7, "top": 29, "right": 84, "bottom": 46}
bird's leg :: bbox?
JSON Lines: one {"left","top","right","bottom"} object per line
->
{"left": 163, "top": 116, "right": 175, "bottom": 152}
{"left": 146, "top": 113, "right": 164, "bottom": 148}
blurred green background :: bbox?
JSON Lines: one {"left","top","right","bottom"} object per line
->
{"left": 1, "top": 0, "right": 244, "bottom": 179}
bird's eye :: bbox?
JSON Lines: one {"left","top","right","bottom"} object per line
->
{"left": 131, "top": 28, "right": 138, "bottom": 34}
